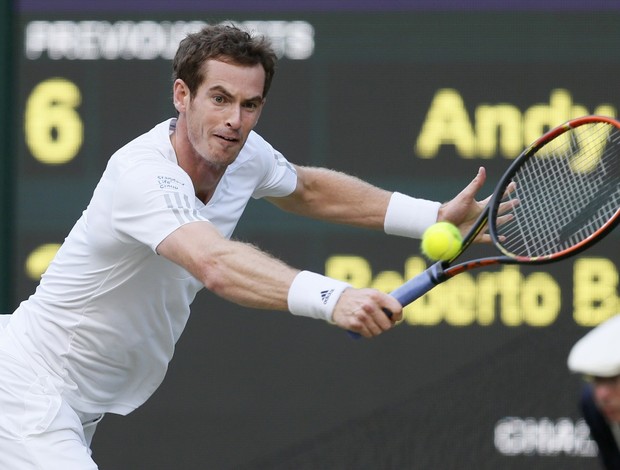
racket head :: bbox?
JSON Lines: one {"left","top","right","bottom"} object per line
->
{"left": 488, "top": 115, "right": 620, "bottom": 263}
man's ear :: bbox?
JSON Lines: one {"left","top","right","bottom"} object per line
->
{"left": 172, "top": 79, "right": 190, "bottom": 113}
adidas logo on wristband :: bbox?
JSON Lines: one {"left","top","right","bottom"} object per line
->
{"left": 288, "top": 271, "right": 352, "bottom": 322}
{"left": 320, "top": 289, "right": 334, "bottom": 305}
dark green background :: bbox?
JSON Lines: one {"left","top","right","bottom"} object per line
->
{"left": 0, "top": 0, "right": 14, "bottom": 310}
{"left": 9, "top": 9, "right": 620, "bottom": 469}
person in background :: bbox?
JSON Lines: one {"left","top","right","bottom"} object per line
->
{"left": 568, "top": 313, "right": 620, "bottom": 469}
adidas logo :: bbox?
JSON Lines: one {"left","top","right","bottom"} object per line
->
{"left": 320, "top": 289, "right": 335, "bottom": 305}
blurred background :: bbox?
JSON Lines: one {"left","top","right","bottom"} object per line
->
{"left": 2, "top": 1, "right": 619, "bottom": 468}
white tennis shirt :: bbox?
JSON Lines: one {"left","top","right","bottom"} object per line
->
{"left": 7, "top": 119, "right": 297, "bottom": 415}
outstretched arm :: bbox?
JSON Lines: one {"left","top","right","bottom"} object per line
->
{"left": 268, "top": 164, "right": 489, "bottom": 238}
{"left": 266, "top": 165, "right": 393, "bottom": 230}
{"left": 156, "top": 221, "right": 402, "bottom": 337}
{"left": 156, "top": 165, "right": 490, "bottom": 337}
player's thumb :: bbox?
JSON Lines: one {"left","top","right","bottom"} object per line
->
{"left": 461, "top": 166, "right": 486, "bottom": 199}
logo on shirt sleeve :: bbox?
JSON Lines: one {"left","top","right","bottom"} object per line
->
{"left": 157, "top": 175, "right": 185, "bottom": 191}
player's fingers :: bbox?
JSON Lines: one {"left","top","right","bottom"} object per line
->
{"left": 358, "top": 304, "right": 399, "bottom": 338}
{"left": 470, "top": 166, "right": 487, "bottom": 192}
{"left": 335, "top": 289, "right": 401, "bottom": 337}
{"left": 342, "top": 314, "right": 372, "bottom": 338}
{"left": 495, "top": 213, "right": 514, "bottom": 227}
{"left": 497, "top": 199, "right": 518, "bottom": 216}
{"left": 367, "top": 305, "right": 394, "bottom": 333}
{"left": 473, "top": 231, "right": 494, "bottom": 244}
{"left": 479, "top": 194, "right": 492, "bottom": 206}
{"left": 504, "top": 181, "right": 517, "bottom": 196}
{"left": 348, "top": 311, "right": 384, "bottom": 338}
{"left": 384, "top": 297, "right": 403, "bottom": 324}
{"left": 460, "top": 166, "right": 487, "bottom": 200}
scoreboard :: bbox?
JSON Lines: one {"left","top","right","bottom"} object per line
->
{"left": 13, "top": 10, "right": 620, "bottom": 306}
{"left": 7, "top": 1, "right": 620, "bottom": 468}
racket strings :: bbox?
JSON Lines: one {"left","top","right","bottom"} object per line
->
{"left": 496, "top": 122, "right": 620, "bottom": 258}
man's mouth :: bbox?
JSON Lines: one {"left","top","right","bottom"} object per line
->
{"left": 215, "top": 133, "right": 239, "bottom": 143}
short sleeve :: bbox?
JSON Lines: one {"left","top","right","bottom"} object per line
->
{"left": 111, "top": 162, "right": 209, "bottom": 251}
{"left": 250, "top": 143, "right": 297, "bottom": 199}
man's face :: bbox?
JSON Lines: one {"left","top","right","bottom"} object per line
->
{"left": 176, "top": 59, "right": 265, "bottom": 167}
{"left": 592, "top": 376, "right": 620, "bottom": 422}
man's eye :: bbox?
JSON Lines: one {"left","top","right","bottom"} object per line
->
{"left": 213, "top": 95, "right": 225, "bottom": 104}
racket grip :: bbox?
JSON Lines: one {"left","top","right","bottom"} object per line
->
{"left": 347, "top": 262, "right": 442, "bottom": 339}
{"left": 389, "top": 264, "right": 440, "bottom": 307}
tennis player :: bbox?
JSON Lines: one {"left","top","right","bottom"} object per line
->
{"left": 0, "top": 24, "right": 490, "bottom": 468}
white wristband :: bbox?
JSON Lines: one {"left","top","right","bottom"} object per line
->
{"left": 384, "top": 192, "right": 441, "bottom": 239}
{"left": 287, "top": 271, "right": 352, "bottom": 322}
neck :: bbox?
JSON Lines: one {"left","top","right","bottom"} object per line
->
{"left": 171, "top": 125, "right": 226, "bottom": 204}
{"left": 192, "top": 160, "right": 226, "bottom": 204}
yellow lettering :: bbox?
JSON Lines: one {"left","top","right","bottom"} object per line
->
{"left": 415, "top": 89, "right": 476, "bottom": 158}
{"left": 475, "top": 105, "right": 522, "bottom": 158}
{"left": 325, "top": 255, "right": 372, "bottom": 288}
{"left": 370, "top": 270, "right": 404, "bottom": 294}
{"left": 521, "top": 272, "right": 560, "bottom": 326}
{"left": 24, "top": 78, "right": 83, "bottom": 165}
{"left": 491, "top": 266, "right": 523, "bottom": 326}
{"left": 444, "top": 274, "right": 477, "bottom": 326}
{"left": 522, "top": 89, "right": 574, "bottom": 144}
{"left": 573, "top": 258, "right": 619, "bottom": 326}
{"left": 25, "top": 243, "right": 61, "bottom": 280}
{"left": 324, "top": 254, "right": 614, "bottom": 329}
{"left": 406, "top": 282, "right": 446, "bottom": 326}
{"left": 593, "top": 105, "right": 616, "bottom": 119}
{"left": 415, "top": 88, "right": 617, "bottom": 159}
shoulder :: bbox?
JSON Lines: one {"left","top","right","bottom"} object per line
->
{"left": 111, "top": 119, "right": 178, "bottom": 166}
{"left": 99, "top": 120, "right": 193, "bottom": 198}
{"left": 109, "top": 120, "right": 187, "bottom": 177}
{"left": 232, "top": 131, "right": 275, "bottom": 167}
{"left": 234, "top": 131, "right": 294, "bottom": 176}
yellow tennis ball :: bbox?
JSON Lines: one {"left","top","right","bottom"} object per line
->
{"left": 421, "top": 222, "right": 463, "bottom": 261}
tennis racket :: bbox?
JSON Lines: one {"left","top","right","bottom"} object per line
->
{"left": 350, "top": 115, "right": 620, "bottom": 338}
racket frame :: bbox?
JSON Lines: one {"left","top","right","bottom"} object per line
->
{"left": 349, "top": 115, "right": 620, "bottom": 338}
{"left": 488, "top": 115, "right": 620, "bottom": 264}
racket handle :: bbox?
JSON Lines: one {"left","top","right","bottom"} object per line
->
{"left": 347, "top": 262, "right": 443, "bottom": 339}
{"left": 390, "top": 262, "right": 442, "bottom": 307}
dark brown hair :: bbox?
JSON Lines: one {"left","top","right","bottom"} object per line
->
{"left": 172, "top": 23, "right": 277, "bottom": 99}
